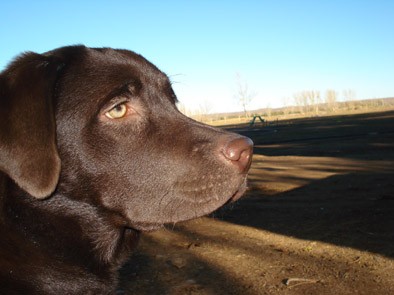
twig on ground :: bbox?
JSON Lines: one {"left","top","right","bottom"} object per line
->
{"left": 283, "top": 277, "right": 320, "bottom": 289}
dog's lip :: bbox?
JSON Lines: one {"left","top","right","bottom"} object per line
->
{"left": 228, "top": 178, "right": 248, "bottom": 203}
{"left": 129, "top": 177, "right": 249, "bottom": 232}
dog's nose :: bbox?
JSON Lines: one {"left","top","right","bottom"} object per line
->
{"left": 221, "top": 137, "right": 253, "bottom": 173}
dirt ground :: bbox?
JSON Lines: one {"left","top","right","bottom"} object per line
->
{"left": 118, "top": 110, "right": 394, "bottom": 295}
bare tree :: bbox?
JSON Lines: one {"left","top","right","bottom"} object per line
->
{"left": 282, "top": 96, "right": 291, "bottom": 116}
{"left": 293, "top": 91, "right": 310, "bottom": 114}
{"left": 293, "top": 92, "right": 305, "bottom": 114}
{"left": 265, "top": 103, "right": 272, "bottom": 119}
{"left": 293, "top": 90, "right": 322, "bottom": 115}
{"left": 343, "top": 89, "right": 356, "bottom": 101}
{"left": 300, "top": 91, "right": 309, "bottom": 113}
{"left": 307, "top": 90, "right": 321, "bottom": 115}
{"left": 234, "top": 73, "right": 256, "bottom": 118}
{"left": 325, "top": 89, "right": 338, "bottom": 113}
{"left": 199, "top": 100, "right": 213, "bottom": 115}
{"left": 197, "top": 100, "right": 213, "bottom": 122}
{"left": 343, "top": 89, "right": 356, "bottom": 110}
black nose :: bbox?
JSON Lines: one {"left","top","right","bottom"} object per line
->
{"left": 221, "top": 137, "right": 253, "bottom": 173}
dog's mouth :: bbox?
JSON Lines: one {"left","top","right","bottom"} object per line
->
{"left": 228, "top": 177, "right": 248, "bottom": 203}
{"left": 130, "top": 177, "right": 249, "bottom": 232}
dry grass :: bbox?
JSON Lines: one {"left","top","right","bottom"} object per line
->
{"left": 191, "top": 98, "right": 394, "bottom": 127}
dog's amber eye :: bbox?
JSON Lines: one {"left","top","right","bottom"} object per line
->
{"left": 105, "top": 103, "right": 128, "bottom": 119}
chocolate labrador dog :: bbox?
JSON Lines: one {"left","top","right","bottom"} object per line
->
{"left": 0, "top": 45, "right": 253, "bottom": 294}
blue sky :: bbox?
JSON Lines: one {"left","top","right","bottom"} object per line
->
{"left": 1, "top": 1, "right": 393, "bottom": 113}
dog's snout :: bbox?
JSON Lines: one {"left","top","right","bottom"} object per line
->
{"left": 221, "top": 137, "right": 253, "bottom": 173}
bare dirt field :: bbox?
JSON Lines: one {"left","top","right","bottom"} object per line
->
{"left": 119, "top": 110, "right": 394, "bottom": 295}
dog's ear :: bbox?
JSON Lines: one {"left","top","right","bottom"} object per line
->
{"left": 0, "top": 52, "right": 62, "bottom": 199}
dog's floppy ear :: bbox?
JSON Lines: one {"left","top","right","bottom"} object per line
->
{"left": 0, "top": 52, "right": 62, "bottom": 199}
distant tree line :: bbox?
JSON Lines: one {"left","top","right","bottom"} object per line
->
{"left": 178, "top": 77, "right": 393, "bottom": 124}
{"left": 290, "top": 89, "right": 358, "bottom": 115}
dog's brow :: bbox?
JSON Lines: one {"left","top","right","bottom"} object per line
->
{"left": 126, "top": 82, "right": 141, "bottom": 94}
{"left": 107, "top": 81, "right": 139, "bottom": 98}
{"left": 97, "top": 81, "right": 138, "bottom": 111}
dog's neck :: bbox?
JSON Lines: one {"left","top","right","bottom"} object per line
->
{"left": 1, "top": 179, "right": 139, "bottom": 286}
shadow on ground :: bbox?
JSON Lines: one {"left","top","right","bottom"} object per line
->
{"left": 226, "top": 110, "right": 394, "bottom": 258}
{"left": 219, "top": 170, "right": 394, "bottom": 258}
{"left": 119, "top": 110, "right": 394, "bottom": 294}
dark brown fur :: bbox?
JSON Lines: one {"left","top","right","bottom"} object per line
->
{"left": 0, "top": 46, "right": 252, "bottom": 294}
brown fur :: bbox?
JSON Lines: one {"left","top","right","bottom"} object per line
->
{"left": 0, "top": 45, "right": 252, "bottom": 294}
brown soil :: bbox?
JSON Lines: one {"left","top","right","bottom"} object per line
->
{"left": 119, "top": 110, "right": 394, "bottom": 295}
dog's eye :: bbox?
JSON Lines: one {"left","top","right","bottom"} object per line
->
{"left": 105, "top": 103, "right": 128, "bottom": 119}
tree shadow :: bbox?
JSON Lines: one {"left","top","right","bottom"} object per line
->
{"left": 234, "top": 110, "right": 394, "bottom": 159}
{"left": 118, "top": 232, "right": 263, "bottom": 295}
{"left": 120, "top": 209, "right": 392, "bottom": 294}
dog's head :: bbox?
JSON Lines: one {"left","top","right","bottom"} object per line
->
{"left": 0, "top": 46, "right": 253, "bottom": 230}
